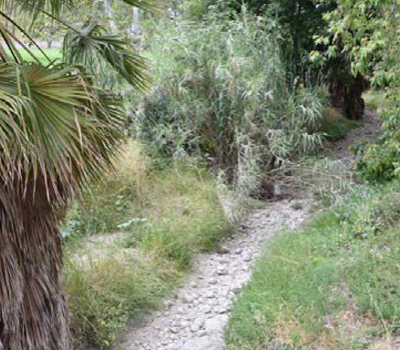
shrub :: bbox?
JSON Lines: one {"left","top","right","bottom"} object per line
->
{"left": 355, "top": 97, "right": 400, "bottom": 182}
{"left": 135, "top": 13, "right": 325, "bottom": 188}
{"left": 63, "top": 142, "right": 231, "bottom": 348}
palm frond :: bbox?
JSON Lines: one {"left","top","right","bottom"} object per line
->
{"left": 63, "top": 22, "right": 151, "bottom": 89}
{"left": 0, "top": 62, "right": 125, "bottom": 200}
{"left": 0, "top": 0, "right": 72, "bottom": 16}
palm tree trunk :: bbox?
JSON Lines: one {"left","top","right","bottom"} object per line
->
{"left": 0, "top": 179, "right": 70, "bottom": 350}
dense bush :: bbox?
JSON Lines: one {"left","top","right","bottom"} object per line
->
{"left": 319, "top": 1, "right": 400, "bottom": 183}
{"left": 135, "top": 13, "right": 325, "bottom": 183}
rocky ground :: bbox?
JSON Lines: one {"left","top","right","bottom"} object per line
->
{"left": 114, "top": 199, "right": 312, "bottom": 350}
{"left": 112, "top": 111, "right": 381, "bottom": 350}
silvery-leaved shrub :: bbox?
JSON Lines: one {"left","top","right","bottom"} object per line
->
{"left": 136, "top": 11, "right": 325, "bottom": 183}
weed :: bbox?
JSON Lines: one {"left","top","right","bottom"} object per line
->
{"left": 65, "top": 252, "right": 179, "bottom": 349}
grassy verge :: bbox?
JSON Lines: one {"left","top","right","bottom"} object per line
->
{"left": 227, "top": 182, "right": 400, "bottom": 350}
{"left": 363, "top": 90, "right": 387, "bottom": 115}
{"left": 319, "top": 107, "right": 361, "bottom": 141}
{"left": 63, "top": 142, "right": 231, "bottom": 349}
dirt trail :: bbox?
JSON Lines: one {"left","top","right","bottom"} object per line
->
{"left": 114, "top": 111, "right": 381, "bottom": 350}
{"left": 325, "top": 110, "right": 381, "bottom": 165}
{"left": 114, "top": 199, "right": 311, "bottom": 350}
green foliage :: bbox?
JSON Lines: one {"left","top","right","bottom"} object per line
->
{"left": 233, "top": 0, "right": 337, "bottom": 81}
{"left": 363, "top": 90, "right": 387, "bottom": 115}
{"left": 63, "top": 22, "right": 150, "bottom": 89}
{"left": 66, "top": 253, "right": 178, "bottom": 349}
{"left": 137, "top": 14, "right": 325, "bottom": 172}
{"left": 227, "top": 182, "right": 400, "bottom": 350}
{"left": 354, "top": 112, "right": 400, "bottom": 182}
{"left": 0, "top": 62, "right": 124, "bottom": 196}
{"left": 318, "top": 0, "right": 400, "bottom": 182}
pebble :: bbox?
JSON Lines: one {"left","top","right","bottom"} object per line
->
{"left": 218, "top": 245, "right": 230, "bottom": 254}
{"left": 209, "top": 278, "right": 218, "bottom": 285}
{"left": 206, "top": 291, "right": 215, "bottom": 299}
{"left": 216, "top": 267, "right": 228, "bottom": 275}
{"left": 243, "top": 255, "right": 252, "bottom": 262}
{"left": 181, "top": 295, "right": 194, "bottom": 304}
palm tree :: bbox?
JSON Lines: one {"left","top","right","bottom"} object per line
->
{"left": 0, "top": 1, "right": 151, "bottom": 349}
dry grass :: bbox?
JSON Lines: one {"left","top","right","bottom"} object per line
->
{"left": 64, "top": 142, "right": 231, "bottom": 349}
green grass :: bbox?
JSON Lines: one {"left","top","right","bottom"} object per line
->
{"left": 63, "top": 141, "right": 231, "bottom": 349}
{"left": 363, "top": 90, "right": 387, "bottom": 115}
{"left": 65, "top": 252, "right": 179, "bottom": 348}
{"left": 319, "top": 107, "right": 361, "bottom": 141}
{"left": 227, "top": 182, "right": 400, "bottom": 350}
{"left": 7, "top": 48, "right": 62, "bottom": 64}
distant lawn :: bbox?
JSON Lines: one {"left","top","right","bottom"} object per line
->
{"left": 6, "top": 47, "right": 62, "bottom": 64}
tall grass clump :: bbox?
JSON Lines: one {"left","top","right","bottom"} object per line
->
{"left": 135, "top": 12, "right": 325, "bottom": 195}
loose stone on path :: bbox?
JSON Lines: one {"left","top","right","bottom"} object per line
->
{"left": 114, "top": 199, "right": 311, "bottom": 350}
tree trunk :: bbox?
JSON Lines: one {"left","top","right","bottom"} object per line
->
{"left": 0, "top": 179, "right": 70, "bottom": 350}
{"left": 329, "top": 74, "right": 369, "bottom": 120}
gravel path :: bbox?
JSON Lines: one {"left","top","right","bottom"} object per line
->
{"left": 325, "top": 110, "right": 381, "bottom": 165}
{"left": 114, "top": 199, "right": 312, "bottom": 350}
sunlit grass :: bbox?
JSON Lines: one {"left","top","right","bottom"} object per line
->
{"left": 363, "top": 90, "right": 387, "bottom": 115}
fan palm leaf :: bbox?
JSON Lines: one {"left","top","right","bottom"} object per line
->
{"left": 63, "top": 22, "right": 151, "bottom": 89}
{"left": 0, "top": 62, "right": 124, "bottom": 193}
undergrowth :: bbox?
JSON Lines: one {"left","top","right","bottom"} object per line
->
{"left": 63, "top": 142, "right": 231, "bottom": 349}
{"left": 319, "top": 107, "right": 360, "bottom": 141}
{"left": 227, "top": 182, "right": 400, "bottom": 350}
{"left": 134, "top": 12, "right": 325, "bottom": 197}
{"left": 363, "top": 90, "right": 387, "bottom": 115}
